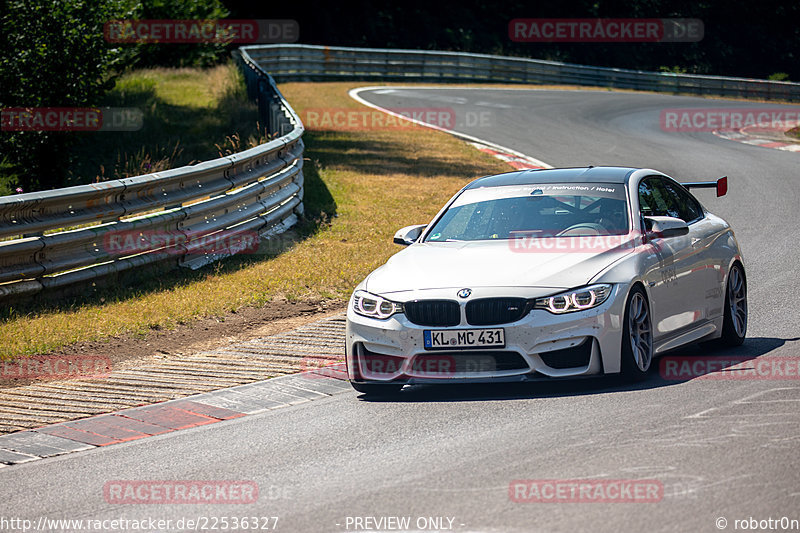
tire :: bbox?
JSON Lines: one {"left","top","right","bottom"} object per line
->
{"left": 621, "top": 287, "right": 654, "bottom": 380}
{"left": 715, "top": 263, "right": 747, "bottom": 347}
{"left": 351, "top": 382, "right": 404, "bottom": 396}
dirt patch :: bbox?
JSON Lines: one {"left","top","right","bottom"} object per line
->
{"left": 0, "top": 298, "right": 346, "bottom": 390}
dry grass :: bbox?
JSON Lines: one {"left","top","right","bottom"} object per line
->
{"left": 0, "top": 78, "right": 510, "bottom": 360}
{"left": 68, "top": 62, "right": 260, "bottom": 184}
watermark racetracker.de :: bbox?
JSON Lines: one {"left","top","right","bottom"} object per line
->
{"left": 509, "top": 479, "right": 664, "bottom": 503}
{"left": 300, "top": 107, "right": 493, "bottom": 131}
{"left": 510, "top": 18, "right": 703, "bottom": 42}
{"left": 0, "top": 515, "right": 280, "bottom": 531}
{"left": 660, "top": 356, "right": 800, "bottom": 380}
{"left": 354, "top": 351, "right": 497, "bottom": 380}
{"left": 103, "top": 480, "right": 259, "bottom": 504}
{"left": 660, "top": 108, "right": 800, "bottom": 132}
{"left": 102, "top": 229, "right": 262, "bottom": 257}
{"left": 1, "top": 355, "right": 111, "bottom": 381}
{"left": 506, "top": 229, "right": 680, "bottom": 255}
{"left": 299, "top": 356, "right": 347, "bottom": 380}
{"left": 508, "top": 231, "right": 640, "bottom": 254}
{"left": 1, "top": 107, "right": 143, "bottom": 132}
{"left": 104, "top": 19, "right": 298, "bottom": 44}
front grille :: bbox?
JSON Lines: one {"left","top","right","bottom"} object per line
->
{"left": 539, "top": 339, "right": 593, "bottom": 369}
{"left": 404, "top": 300, "right": 460, "bottom": 327}
{"left": 466, "top": 297, "right": 530, "bottom": 325}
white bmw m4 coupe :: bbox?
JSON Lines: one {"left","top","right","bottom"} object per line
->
{"left": 345, "top": 167, "right": 747, "bottom": 395}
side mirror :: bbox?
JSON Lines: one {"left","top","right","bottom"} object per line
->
{"left": 393, "top": 224, "right": 427, "bottom": 246}
{"left": 644, "top": 216, "right": 689, "bottom": 239}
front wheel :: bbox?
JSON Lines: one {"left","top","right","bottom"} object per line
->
{"left": 621, "top": 287, "right": 654, "bottom": 380}
{"left": 351, "top": 382, "right": 404, "bottom": 396}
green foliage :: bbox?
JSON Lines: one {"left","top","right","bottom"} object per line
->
{"left": 768, "top": 72, "right": 790, "bottom": 82}
{"left": 131, "top": 0, "right": 231, "bottom": 68}
{"left": 0, "top": 0, "right": 231, "bottom": 195}
{"left": 0, "top": 157, "right": 22, "bottom": 196}
{"left": 0, "top": 0, "right": 136, "bottom": 192}
{"left": 659, "top": 66, "right": 689, "bottom": 74}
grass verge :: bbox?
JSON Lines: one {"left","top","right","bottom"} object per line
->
{"left": 67, "top": 62, "right": 268, "bottom": 184}
{"left": 0, "top": 76, "right": 510, "bottom": 360}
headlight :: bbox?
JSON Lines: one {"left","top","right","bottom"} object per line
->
{"left": 352, "top": 290, "right": 404, "bottom": 319}
{"left": 534, "top": 284, "right": 612, "bottom": 314}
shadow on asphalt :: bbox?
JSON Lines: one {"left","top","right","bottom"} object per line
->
{"left": 356, "top": 336, "right": 798, "bottom": 403}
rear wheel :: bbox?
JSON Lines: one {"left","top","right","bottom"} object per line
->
{"left": 351, "top": 382, "right": 404, "bottom": 396}
{"left": 621, "top": 287, "right": 654, "bottom": 380}
{"left": 715, "top": 263, "right": 747, "bottom": 346}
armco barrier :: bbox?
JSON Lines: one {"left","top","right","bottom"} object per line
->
{"left": 2, "top": 45, "right": 798, "bottom": 302}
{"left": 0, "top": 48, "right": 304, "bottom": 302}
{"left": 242, "top": 44, "right": 800, "bottom": 102}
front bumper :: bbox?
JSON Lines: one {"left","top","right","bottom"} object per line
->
{"left": 345, "top": 285, "right": 629, "bottom": 385}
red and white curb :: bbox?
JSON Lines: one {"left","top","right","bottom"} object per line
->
{"left": 0, "top": 364, "right": 349, "bottom": 466}
{"left": 713, "top": 127, "right": 800, "bottom": 153}
{"left": 467, "top": 141, "right": 549, "bottom": 170}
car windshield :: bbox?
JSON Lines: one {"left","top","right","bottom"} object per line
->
{"left": 425, "top": 183, "right": 629, "bottom": 241}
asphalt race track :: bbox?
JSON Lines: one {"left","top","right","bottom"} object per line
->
{"left": 2, "top": 88, "right": 799, "bottom": 533}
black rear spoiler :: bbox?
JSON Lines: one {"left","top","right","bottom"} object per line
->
{"left": 683, "top": 176, "right": 727, "bottom": 197}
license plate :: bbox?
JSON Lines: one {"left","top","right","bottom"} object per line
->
{"left": 423, "top": 328, "right": 505, "bottom": 350}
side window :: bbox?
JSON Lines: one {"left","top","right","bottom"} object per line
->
{"left": 654, "top": 180, "right": 683, "bottom": 220}
{"left": 638, "top": 179, "right": 654, "bottom": 215}
{"left": 639, "top": 177, "right": 702, "bottom": 223}
{"left": 662, "top": 181, "right": 704, "bottom": 223}
{"left": 638, "top": 178, "right": 670, "bottom": 217}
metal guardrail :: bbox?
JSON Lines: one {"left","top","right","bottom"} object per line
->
{"left": 0, "top": 48, "right": 304, "bottom": 301}
{"left": 2, "top": 45, "right": 797, "bottom": 302}
{"left": 242, "top": 44, "right": 800, "bottom": 102}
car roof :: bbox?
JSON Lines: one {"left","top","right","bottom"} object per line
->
{"left": 464, "top": 166, "right": 640, "bottom": 189}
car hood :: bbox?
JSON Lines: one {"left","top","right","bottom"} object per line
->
{"left": 365, "top": 239, "right": 633, "bottom": 294}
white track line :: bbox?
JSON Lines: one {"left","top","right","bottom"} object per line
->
{"left": 348, "top": 86, "right": 553, "bottom": 169}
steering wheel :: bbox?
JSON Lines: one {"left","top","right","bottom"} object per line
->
{"left": 556, "top": 223, "right": 609, "bottom": 236}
